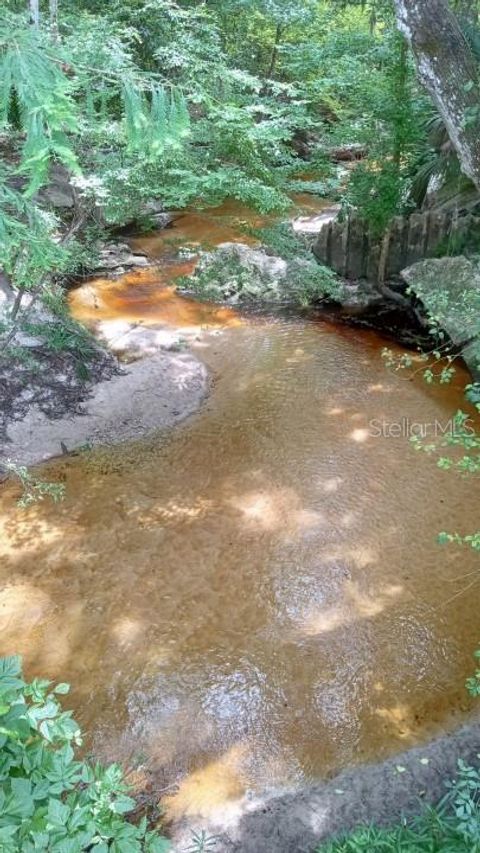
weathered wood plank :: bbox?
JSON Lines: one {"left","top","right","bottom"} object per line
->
{"left": 312, "top": 209, "right": 480, "bottom": 282}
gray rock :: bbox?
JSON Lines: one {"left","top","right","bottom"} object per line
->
{"left": 292, "top": 205, "right": 341, "bottom": 236}
{"left": 339, "top": 282, "right": 384, "bottom": 312}
{"left": 401, "top": 256, "right": 480, "bottom": 345}
{"left": 147, "top": 212, "right": 174, "bottom": 229}
{"left": 12, "top": 331, "right": 44, "bottom": 348}
{"left": 0, "top": 293, "right": 9, "bottom": 321}
{"left": 140, "top": 202, "right": 174, "bottom": 229}
{"left": 401, "top": 256, "right": 480, "bottom": 379}
{"left": 183, "top": 242, "right": 288, "bottom": 304}
{"left": 141, "top": 200, "right": 165, "bottom": 216}
{"left": 181, "top": 241, "right": 342, "bottom": 307}
{"left": 217, "top": 243, "right": 288, "bottom": 280}
{"left": 36, "top": 163, "right": 76, "bottom": 208}
{"left": 94, "top": 242, "right": 152, "bottom": 273}
{"left": 96, "top": 320, "right": 182, "bottom": 358}
{"left": 462, "top": 339, "right": 480, "bottom": 382}
{"left": 0, "top": 273, "right": 13, "bottom": 301}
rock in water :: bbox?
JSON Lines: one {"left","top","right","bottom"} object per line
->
{"left": 179, "top": 241, "right": 340, "bottom": 306}
{"left": 95, "top": 242, "right": 151, "bottom": 274}
{"left": 401, "top": 256, "right": 480, "bottom": 379}
{"left": 186, "top": 242, "right": 288, "bottom": 304}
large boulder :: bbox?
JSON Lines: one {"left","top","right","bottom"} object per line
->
{"left": 180, "top": 242, "right": 288, "bottom": 304}
{"left": 92, "top": 242, "right": 152, "bottom": 275}
{"left": 401, "top": 256, "right": 480, "bottom": 379}
{"left": 179, "top": 242, "right": 340, "bottom": 306}
{"left": 36, "top": 163, "right": 76, "bottom": 208}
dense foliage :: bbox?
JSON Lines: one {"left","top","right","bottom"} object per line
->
{"left": 0, "top": 655, "right": 169, "bottom": 851}
{"left": 2, "top": 0, "right": 479, "bottom": 340}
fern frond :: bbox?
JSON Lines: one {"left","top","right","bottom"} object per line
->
{"left": 0, "top": 18, "right": 79, "bottom": 191}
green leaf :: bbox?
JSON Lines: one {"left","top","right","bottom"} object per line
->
{"left": 147, "top": 837, "right": 171, "bottom": 853}
{"left": 47, "top": 797, "right": 70, "bottom": 827}
{"left": 437, "top": 531, "right": 451, "bottom": 544}
{"left": 0, "top": 656, "right": 24, "bottom": 691}
{"left": 0, "top": 825, "right": 18, "bottom": 841}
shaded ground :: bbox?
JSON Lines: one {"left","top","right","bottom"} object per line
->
{"left": 0, "top": 349, "right": 208, "bottom": 465}
{"left": 171, "top": 718, "right": 480, "bottom": 852}
{"left": 0, "top": 337, "right": 117, "bottom": 445}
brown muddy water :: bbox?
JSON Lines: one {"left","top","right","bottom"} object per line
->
{"left": 1, "top": 197, "right": 480, "bottom": 826}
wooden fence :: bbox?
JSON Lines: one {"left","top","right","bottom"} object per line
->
{"left": 312, "top": 210, "right": 480, "bottom": 282}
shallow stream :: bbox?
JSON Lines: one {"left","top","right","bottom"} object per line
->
{"left": 1, "top": 197, "right": 479, "bottom": 825}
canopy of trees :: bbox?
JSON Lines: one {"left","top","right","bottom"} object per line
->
{"left": 1, "top": 0, "right": 480, "bottom": 338}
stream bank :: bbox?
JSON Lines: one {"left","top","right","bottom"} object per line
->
{"left": 1, "top": 349, "right": 208, "bottom": 467}
{"left": 2, "top": 192, "right": 466, "bottom": 469}
{"left": 170, "top": 719, "right": 480, "bottom": 852}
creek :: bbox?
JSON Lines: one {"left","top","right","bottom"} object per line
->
{"left": 1, "top": 196, "right": 479, "bottom": 826}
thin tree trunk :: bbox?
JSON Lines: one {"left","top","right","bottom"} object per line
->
{"left": 49, "top": 0, "right": 59, "bottom": 40}
{"left": 394, "top": 0, "right": 480, "bottom": 191}
{"left": 266, "top": 24, "right": 284, "bottom": 79}
{"left": 29, "top": 0, "right": 39, "bottom": 27}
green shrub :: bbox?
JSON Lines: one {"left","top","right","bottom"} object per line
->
{"left": 244, "top": 222, "right": 310, "bottom": 260}
{"left": 0, "top": 656, "right": 169, "bottom": 852}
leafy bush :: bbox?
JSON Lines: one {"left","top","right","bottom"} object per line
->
{"left": 245, "top": 222, "right": 310, "bottom": 260}
{"left": 0, "top": 656, "right": 169, "bottom": 852}
{"left": 285, "top": 258, "right": 343, "bottom": 307}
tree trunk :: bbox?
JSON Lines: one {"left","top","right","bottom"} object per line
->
{"left": 266, "top": 24, "right": 284, "bottom": 79}
{"left": 394, "top": 0, "right": 480, "bottom": 191}
{"left": 29, "top": 0, "right": 39, "bottom": 27}
{"left": 0, "top": 272, "right": 14, "bottom": 304}
{"left": 49, "top": 0, "right": 59, "bottom": 40}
